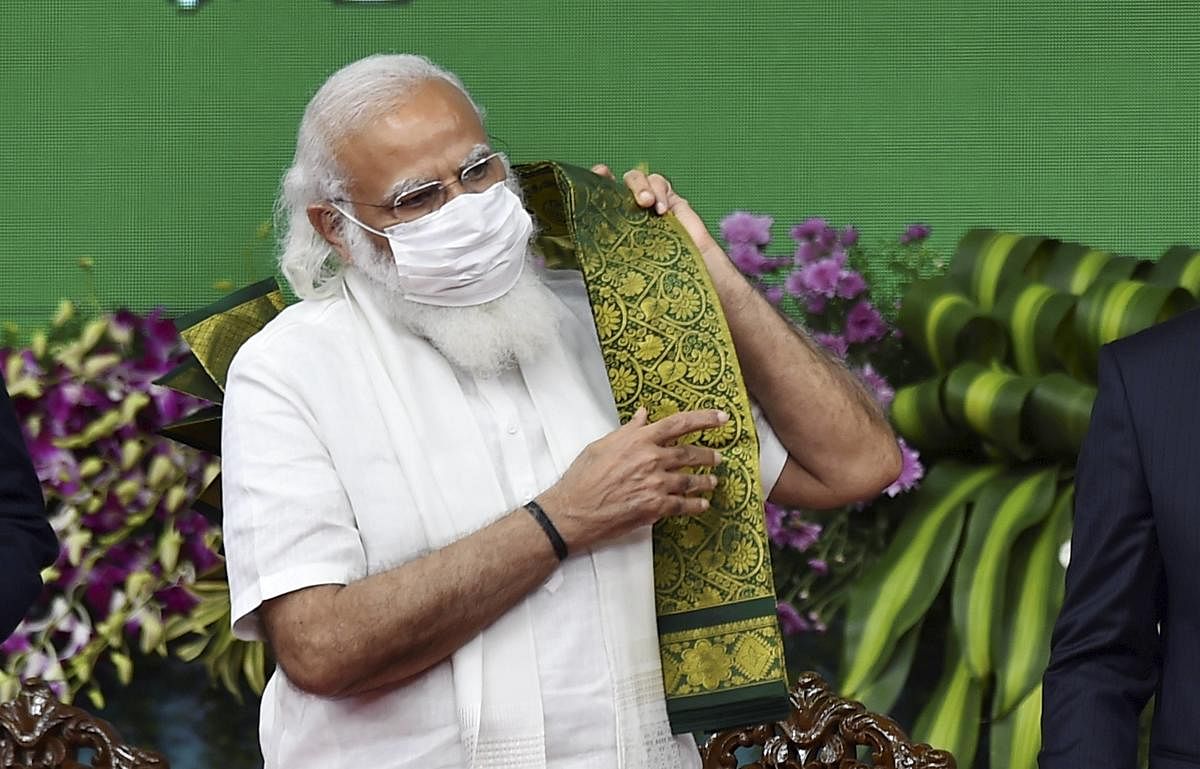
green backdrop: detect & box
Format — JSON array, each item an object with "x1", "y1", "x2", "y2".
[{"x1": 3, "y1": 1, "x2": 1199, "y2": 332}]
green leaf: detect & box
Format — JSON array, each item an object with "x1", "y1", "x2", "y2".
[
  {"x1": 854, "y1": 621, "x2": 920, "y2": 716},
  {"x1": 217, "y1": 641, "x2": 245, "y2": 701},
  {"x1": 990, "y1": 684, "x2": 1043, "y2": 769},
  {"x1": 992, "y1": 485, "x2": 1073, "y2": 717},
  {"x1": 948, "y1": 229, "x2": 1054, "y2": 311},
  {"x1": 841, "y1": 461, "x2": 1001, "y2": 696},
  {"x1": 186, "y1": 592, "x2": 235, "y2": 628},
  {"x1": 990, "y1": 282, "x2": 1076, "y2": 377},
  {"x1": 86, "y1": 685, "x2": 105, "y2": 711},
  {"x1": 1024, "y1": 376, "x2": 1096, "y2": 458},
  {"x1": 897, "y1": 278, "x2": 1007, "y2": 372},
  {"x1": 891, "y1": 376, "x2": 969, "y2": 453},
  {"x1": 943, "y1": 363, "x2": 1037, "y2": 459},
  {"x1": 1072, "y1": 279, "x2": 1194, "y2": 378},
  {"x1": 1148, "y1": 246, "x2": 1200, "y2": 299},
  {"x1": 951, "y1": 467, "x2": 1058, "y2": 678},
  {"x1": 174, "y1": 635, "x2": 212, "y2": 663},
  {"x1": 1040, "y1": 243, "x2": 1136, "y2": 296},
  {"x1": 913, "y1": 634, "x2": 983, "y2": 769},
  {"x1": 243, "y1": 641, "x2": 268, "y2": 695},
  {"x1": 110, "y1": 651, "x2": 134, "y2": 686}
]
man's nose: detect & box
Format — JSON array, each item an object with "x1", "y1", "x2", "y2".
[{"x1": 443, "y1": 178, "x2": 469, "y2": 204}]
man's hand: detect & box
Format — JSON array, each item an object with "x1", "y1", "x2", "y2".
[
  {"x1": 537, "y1": 407, "x2": 725, "y2": 551},
  {"x1": 592, "y1": 163, "x2": 727, "y2": 266}
]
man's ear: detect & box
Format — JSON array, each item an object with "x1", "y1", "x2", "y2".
[{"x1": 307, "y1": 204, "x2": 352, "y2": 264}]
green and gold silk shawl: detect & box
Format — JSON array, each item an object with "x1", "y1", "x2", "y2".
[{"x1": 160, "y1": 161, "x2": 789, "y2": 734}]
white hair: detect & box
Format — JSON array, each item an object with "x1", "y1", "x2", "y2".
[{"x1": 276, "y1": 54, "x2": 483, "y2": 299}]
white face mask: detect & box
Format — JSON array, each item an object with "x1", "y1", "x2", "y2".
[{"x1": 333, "y1": 183, "x2": 534, "y2": 307}]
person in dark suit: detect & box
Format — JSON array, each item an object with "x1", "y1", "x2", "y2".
[
  {"x1": 1041, "y1": 307, "x2": 1200, "y2": 769},
  {"x1": 0, "y1": 371, "x2": 58, "y2": 640}
]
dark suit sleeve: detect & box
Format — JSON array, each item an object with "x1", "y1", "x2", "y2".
[
  {"x1": 0, "y1": 372, "x2": 58, "y2": 640},
  {"x1": 1040, "y1": 344, "x2": 1162, "y2": 769}
]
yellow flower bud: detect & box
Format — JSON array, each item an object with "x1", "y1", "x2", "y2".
[
  {"x1": 120, "y1": 440, "x2": 144, "y2": 471},
  {"x1": 114, "y1": 479, "x2": 141, "y2": 505},
  {"x1": 52, "y1": 299, "x2": 75, "y2": 328},
  {"x1": 79, "y1": 457, "x2": 104, "y2": 479},
  {"x1": 147, "y1": 455, "x2": 174, "y2": 489},
  {"x1": 31, "y1": 331, "x2": 47, "y2": 359},
  {"x1": 158, "y1": 528, "x2": 184, "y2": 573}
]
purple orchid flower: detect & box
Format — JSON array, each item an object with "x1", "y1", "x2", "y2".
[
  {"x1": 155, "y1": 585, "x2": 200, "y2": 616},
  {"x1": 799, "y1": 258, "x2": 843, "y2": 298},
  {"x1": 728, "y1": 242, "x2": 776, "y2": 276},
  {"x1": 813, "y1": 333, "x2": 849, "y2": 359},
  {"x1": 857, "y1": 364, "x2": 895, "y2": 409},
  {"x1": 720, "y1": 211, "x2": 773, "y2": 246},
  {"x1": 790, "y1": 217, "x2": 828, "y2": 243},
  {"x1": 884, "y1": 439, "x2": 924, "y2": 497},
  {"x1": 776, "y1": 601, "x2": 810, "y2": 635},
  {"x1": 900, "y1": 223, "x2": 931, "y2": 244},
  {"x1": 845, "y1": 301, "x2": 888, "y2": 344},
  {"x1": 836, "y1": 271, "x2": 868, "y2": 300},
  {"x1": 793, "y1": 240, "x2": 821, "y2": 266}
]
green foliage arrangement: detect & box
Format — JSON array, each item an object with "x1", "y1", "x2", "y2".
[{"x1": 839, "y1": 230, "x2": 1200, "y2": 769}]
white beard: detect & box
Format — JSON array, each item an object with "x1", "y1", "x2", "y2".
[{"x1": 344, "y1": 223, "x2": 561, "y2": 379}]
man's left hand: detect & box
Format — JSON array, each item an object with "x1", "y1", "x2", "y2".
[{"x1": 591, "y1": 164, "x2": 726, "y2": 266}]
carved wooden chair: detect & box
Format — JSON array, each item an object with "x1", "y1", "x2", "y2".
[
  {"x1": 700, "y1": 672, "x2": 956, "y2": 769},
  {"x1": 1, "y1": 671, "x2": 948, "y2": 769},
  {"x1": 0, "y1": 678, "x2": 168, "y2": 769}
]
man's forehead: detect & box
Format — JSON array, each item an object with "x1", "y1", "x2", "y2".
[
  {"x1": 392, "y1": 143, "x2": 488, "y2": 182},
  {"x1": 336, "y1": 79, "x2": 487, "y2": 194}
]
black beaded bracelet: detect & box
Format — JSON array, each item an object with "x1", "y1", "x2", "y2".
[{"x1": 524, "y1": 499, "x2": 568, "y2": 561}]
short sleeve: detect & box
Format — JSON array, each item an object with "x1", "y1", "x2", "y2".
[
  {"x1": 221, "y1": 341, "x2": 367, "y2": 641},
  {"x1": 751, "y1": 400, "x2": 788, "y2": 495}
]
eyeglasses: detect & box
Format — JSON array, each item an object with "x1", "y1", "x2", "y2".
[{"x1": 335, "y1": 151, "x2": 507, "y2": 224}]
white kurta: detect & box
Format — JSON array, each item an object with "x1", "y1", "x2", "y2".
[{"x1": 221, "y1": 269, "x2": 788, "y2": 769}]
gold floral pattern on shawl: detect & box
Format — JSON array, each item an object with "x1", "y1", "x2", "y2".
[
  {"x1": 659, "y1": 616, "x2": 784, "y2": 698},
  {"x1": 518, "y1": 162, "x2": 787, "y2": 713}
]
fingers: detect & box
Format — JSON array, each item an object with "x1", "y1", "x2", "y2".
[
  {"x1": 591, "y1": 163, "x2": 615, "y2": 180},
  {"x1": 645, "y1": 408, "x2": 729, "y2": 444},
  {"x1": 662, "y1": 444, "x2": 722, "y2": 470},
  {"x1": 664, "y1": 494, "x2": 711, "y2": 517},
  {"x1": 621, "y1": 168, "x2": 677, "y2": 215},
  {"x1": 623, "y1": 169, "x2": 659, "y2": 210},
  {"x1": 665, "y1": 470, "x2": 719, "y2": 495},
  {"x1": 621, "y1": 406, "x2": 649, "y2": 431},
  {"x1": 647, "y1": 173, "x2": 672, "y2": 215}
]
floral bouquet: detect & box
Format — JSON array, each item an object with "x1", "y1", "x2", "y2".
[
  {"x1": 0, "y1": 303, "x2": 225, "y2": 707},
  {"x1": 719, "y1": 213, "x2": 940, "y2": 637}
]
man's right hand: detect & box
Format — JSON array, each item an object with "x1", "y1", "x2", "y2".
[{"x1": 536, "y1": 407, "x2": 726, "y2": 551}]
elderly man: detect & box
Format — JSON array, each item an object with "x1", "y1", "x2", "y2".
[{"x1": 222, "y1": 53, "x2": 900, "y2": 768}]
